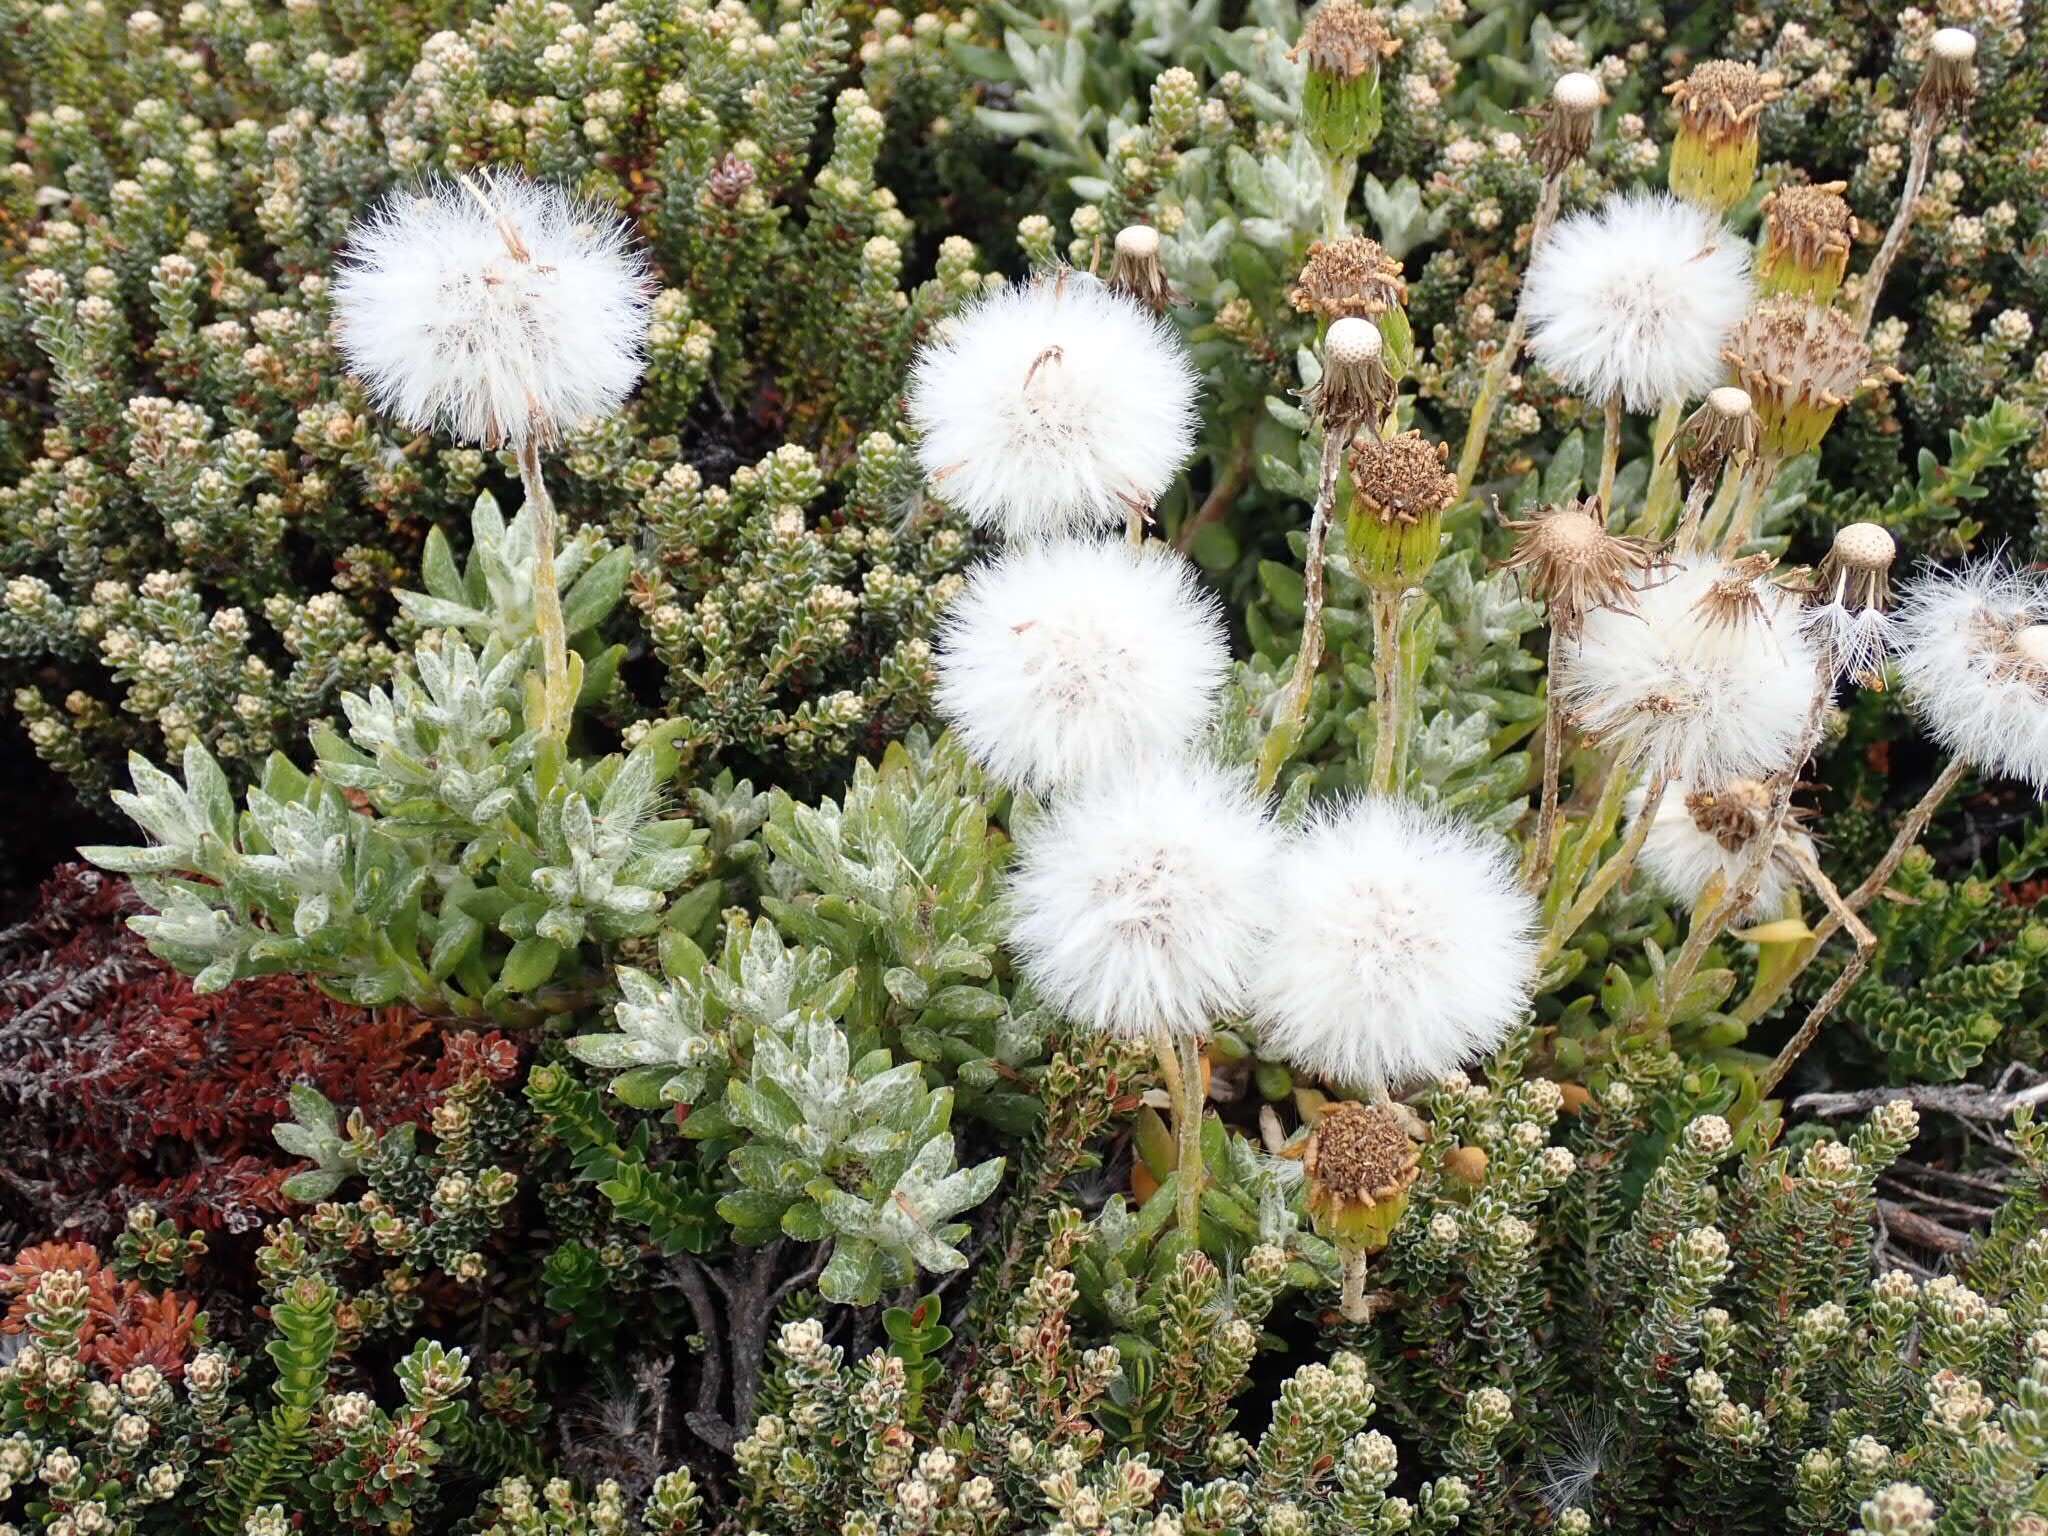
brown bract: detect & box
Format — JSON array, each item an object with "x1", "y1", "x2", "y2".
[
  {"x1": 1664, "y1": 59, "x2": 1782, "y2": 145},
  {"x1": 1500, "y1": 497, "x2": 1661, "y2": 639},
  {"x1": 1349, "y1": 430, "x2": 1454, "y2": 525},
  {"x1": 1304, "y1": 1101, "x2": 1420, "y2": 1214},
  {"x1": 1814, "y1": 521, "x2": 1896, "y2": 614},
  {"x1": 1763, "y1": 182, "x2": 1857, "y2": 269},
  {"x1": 1693, "y1": 552, "x2": 1782, "y2": 630},
  {"x1": 1289, "y1": 237, "x2": 1408, "y2": 321},
  {"x1": 1683, "y1": 777, "x2": 1777, "y2": 852},
  {"x1": 1292, "y1": 0, "x2": 1401, "y2": 81},
  {"x1": 1526, "y1": 76, "x2": 1602, "y2": 177},
  {"x1": 1675, "y1": 387, "x2": 1761, "y2": 483}
]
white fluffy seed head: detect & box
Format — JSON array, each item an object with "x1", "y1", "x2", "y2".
[
  {"x1": 1523, "y1": 191, "x2": 1754, "y2": 412},
  {"x1": 1249, "y1": 798, "x2": 1537, "y2": 1094},
  {"x1": 332, "y1": 171, "x2": 652, "y2": 448},
  {"x1": 1005, "y1": 757, "x2": 1272, "y2": 1042},
  {"x1": 908, "y1": 277, "x2": 1200, "y2": 539},
  {"x1": 1627, "y1": 777, "x2": 1811, "y2": 920},
  {"x1": 1895, "y1": 560, "x2": 2048, "y2": 793},
  {"x1": 1558, "y1": 553, "x2": 1819, "y2": 788},
  {"x1": 934, "y1": 539, "x2": 1230, "y2": 793}
]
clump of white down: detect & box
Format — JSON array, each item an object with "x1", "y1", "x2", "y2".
[
  {"x1": 1558, "y1": 554, "x2": 1818, "y2": 789},
  {"x1": 1523, "y1": 190, "x2": 1753, "y2": 412},
  {"x1": 1895, "y1": 559, "x2": 2048, "y2": 794},
  {"x1": 333, "y1": 170, "x2": 652, "y2": 448},
  {"x1": 908, "y1": 276, "x2": 1200, "y2": 539},
  {"x1": 1249, "y1": 798, "x2": 1538, "y2": 1093},
  {"x1": 1005, "y1": 757, "x2": 1273, "y2": 1042},
  {"x1": 935, "y1": 539, "x2": 1230, "y2": 794}
]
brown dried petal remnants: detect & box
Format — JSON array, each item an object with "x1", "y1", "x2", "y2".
[
  {"x1": 1294, "y1": 0, "x2": 1401, "y2": 81},
  {"x1": 1349, "y1": 430, "x2": 1455, "y2": 524},
  {"x1": 1290, "y1": 237, "x2": 1408, "y2": 321},
  {"x1": 1665, "y1": 60, "x2": 1782, "y2": 145},
  {"x1": 1307, "y1": 1102, "x2": 1420, "y2": 1205}
]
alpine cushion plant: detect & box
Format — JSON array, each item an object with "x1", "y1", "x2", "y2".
[{"x1": 9, "y1": 1, "x2": 2048, "y2": 1533}]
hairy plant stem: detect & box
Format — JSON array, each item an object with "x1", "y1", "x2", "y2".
[
  {"x1": 1454, "y1": 174, "x2": 1563, "y2": 499},
  {"x1": 1174, "y1": 1031, "x2": 1207, "y2": 1237},
  {"x1": 1755, "y1": 842, "x2": 1877, "y2": 1099},
  {"x1": 1854, "y1": 109, "x2": 1939, "y2": 337},
  {"x1": 1730, "y1": 754, "x2": 1969, "y2": 1032},
  {"x1": 1368, "y1": 586, "x2": 1410, "y2": 796},
  {"x1": 1537, "y1": 765, "x2": 1669, "y2": 971},
  {"x1": 1324, "y1": 155, "x2": 1358, "y2": 240},
  {"x1": 1256, "y1": 429, "x2": 1351, "y2": 795},
  {"x1": 516, "y1": 440, "x2": 572, "y2": 745},
  {"x1": 1339, "y1": 1248, "x2": 1373, "y2": 1323},
  {"x1": 1524, "y1": 624, "x2": 1569, "y2": 892},
  {"x1": 1595, "y1": 394, "x2": 1623, "y2": 511},
  {"x1": 1126, "y1": 501, "x2": 1146, "y2": 546}
]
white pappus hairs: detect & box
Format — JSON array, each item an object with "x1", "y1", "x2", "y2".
[
  {"x1": 1626, "y1": 778, "x2": 1811, "y2": 921},
  {"x1": 1558, "y1": 554, "x2": 1819, "y2": 789},
  {"x1": 1005, "y1": 756, "x2": 1272, "y2": 1042},
  {"x1": 1895, "y1": 558, "x2": 2048, "y2": 793},
  {"x1": 1249, "y1": 797, "x2": 1538, "y2": 1093},
  {"x1": 907, "y1": 275, "x2": 1201, "y2": 539},
  {"x1": 1522, "y1": 190, "x2": 1753, "y2": 412},
  {"x1": 333, "y1": 169, "x2": 654, "y2": 449},
  {"x1": 934, "y1": 539, "x2": 1230, "y2": 793}
]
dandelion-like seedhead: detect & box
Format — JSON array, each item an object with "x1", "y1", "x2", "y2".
[
  {"x1": 1249, "y1": 797, "x2": 1537, "y2": 1093},
  {"x1": 1108, "y1": 225, "x2": 1172, "y2": 315},
  {"x1": 907, "y1": 276, "x2": 1199, "y2": 540},
  {"x1": 1304, "y1": 317, "x2": 1394, "y2": 435},
  {"x1": 1005, "y1": 757, "x2": 1272, "y2": 1041},
  {"x1": 1522, "y1": 192, "x2": 1753, "y2": 412},
  {"x1": 1559, "y1": 553, "x2": 1819, "y2": 788},
  {"x1": 1288, "y1": 237, "x2": 1408, "y2": 322},
  {"x1": 934, "y1": 539, "x2": 1229, "y2": 794},
  {"x1": 1527, "y1": 72, "x2": 1603, "y2": 177},
  {"x1": 333, "y1": 171, "x2": 653, "y2": 449},
  {"x1": 1896, "y1": 560, "x2": 2048, "y2": 793},
  {"x1": 1674, "y1": 386, "x2": 1761, "y2": 485},
  {"x1": 1629, "y1": 776, "x2": 1812, "y2": 920}
]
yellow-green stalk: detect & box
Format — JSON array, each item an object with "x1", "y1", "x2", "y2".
[
  {"x1": 1348, "y1": 430, "x2": 1454, "y2": 793},
  {"x1": 1664, "y1": 60, "x2": 1781, "y2": 214}
]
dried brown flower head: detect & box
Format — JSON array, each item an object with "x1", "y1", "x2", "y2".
[
  {"x1": 1760, "y1": 182, "x2": 1857, "y2": 300},
  {"x1": 1723, "y1": 298, "x2": 1893, "y2": 460},
  {"x1": 1692, "y1": 552, "x2": 1781, "y2": 629},
  {"x1": 1664, "y1": 60, "x2": 1781, "y2": 146},
  {"x1": 1293, "y1": 0, "x2": 1400, "y2": 81},
  {"x1": 1108, "y1": 224, "x2": 1173, "y2": 315},
  {"x1": 1527, "y1": 71, "x2": 1603, "y2": 177},
  {"x1": 1301, "y1": 1100, "x2": 1420, "y2": 1247},
  {"x1": 1290, "y1": 237, "x2": 1407, "y2": 322},
  {"x1": 1304, "y1": 316, "x2": 1395, "y2": 434},
  {"x1": 1683, "y1": 777, "x2": 1776, "y2": 852},
  {"x1": 1674, "y1": 386, "x2": 1761, "y2": 484},
  {"x1": 1500, "y1": 497, "x2": 1661, "y2": 638},
  {"x1": 1917, "y1": 28, "x2": 1979, "y2": 119},
  {"x1": 1348, "y1": 430, "x2": 1455, "y2": 526}
]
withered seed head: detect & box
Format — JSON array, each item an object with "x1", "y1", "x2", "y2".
[
  {"x1": 1674, "y1": 386, "x2": 1760, "y2": 484},
  {"x1": 1724, "y1": 299, "x2": 1895, "y2": 461},
  {"x1": 1292, "y1": 0, "x2": 1400, "y2": 81},
  {"x1": 1500, "y1": 497, "x2": 1661, "y2": 639},
  {"x1": 1304, "y1": 316, "x2": 1395, "y2": 435},
  {"x1": 1760, "y1": 182, "x2": 1857, "y2": 301},
  {"x1": 1527, "y1": 71, "x2": 1603, "y2": 177},
  {"x1": 1692, "y1": 552, "x2": 1780, "y2": 630},
  {"x1": 1348, "y1": 430, "x2": 1455, "y2": 525},
  {"x1": 1302, "y1": 1101, "x2": 1421, "y2": 1249},
  {"x1": 1918, "y1": 28, "x2": 1979, "y2": 119},
  {"x1": 1814, "y1": 521, "x2": 1897, "y2": 614},
  {"x1": 1289, "y1": 236, "x2": 1408, "y2": 322},
  {"x1": 1109, "y1": 224, "x2": 1173, "y2": 315},
  {"x1": 1684, "y1": 777, "x2": 1775, "y2": 853},
  {"x1": 1664, "y1": 60, "x2": 1781, "y2": 146}
]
